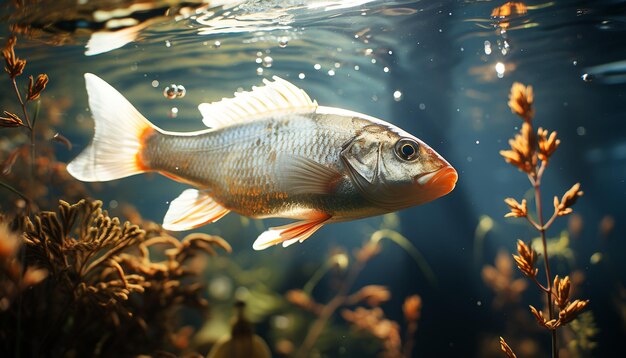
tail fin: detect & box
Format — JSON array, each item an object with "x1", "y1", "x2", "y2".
[{"x1": 67, "y1": 73, "x2": 157, "y2": 182}]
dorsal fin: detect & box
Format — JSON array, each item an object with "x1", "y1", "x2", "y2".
[{"x1": 198, "y1": 76, "x2": 318, "y2": 129}]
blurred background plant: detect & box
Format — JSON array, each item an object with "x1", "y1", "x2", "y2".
[{"x1": 273, "y1": 226, "x2": 427, "y2": 358}]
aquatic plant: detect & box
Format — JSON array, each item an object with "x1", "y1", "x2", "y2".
[
  {"x1": 1, "y1": 34, "x2": 86, "y2": 213},
  {"x1": 0, "y1": 199, "x2": 231, "y2": 356},
  {"x1": 1, "y1": 35, "x2": 47, "y2": 184},
  {"x1": 285, "y1": 233, "x2": 424, "y2": 358},
  {"x1": 482, "y1": 250, "x2": 528, "y2": 309},
  {"x1": 498, "y1": 83, "x2": 589, "y2": 358}
]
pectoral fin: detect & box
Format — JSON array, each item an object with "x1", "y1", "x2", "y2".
[
  {"x1": 252, "y1": 214, "x2": 331, "y2": 250},
  {"x1": 277, "y1": 155, "x2": 342, "y2": 195},
  {"x1": 162, "y1": 189, "x2": 230, "y2": 231}
]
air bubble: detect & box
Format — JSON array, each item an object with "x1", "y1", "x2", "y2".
[
  {"x1": 214, "y1": 40, "x2": 221, "y2": 48},
  {"x1": 484, "y1": 40, "x2": 492, "y2": 55},
  {"x1": 314, "y1": 63, "x2": 321, "y2": 70},
  {"x1": 581, "y1": 73, "x2": 593, "y2": 82},
  {"x1": 165, "y1": 40, "x2": 171, "y2": 47},
  {"x1": 495, "y1": 62, "x2": 505, "y2": 78},
  {"x1": 163, "y1": 85, "x2": 177, "y2": 99},
  {"x1": 278, "y1": 37, "x2": 289, "y2": 48},
  {"x1": 262, "y1": 56, "x2": 273, "y2": 68},
  {"x1": 328, "y1": 69, "x2": 335, "y2": 76},
  {"x1": 256, "y1": 67, "x2": 264, "y2": 76},
  {"x1": 176, "y1": 85, "x2": 186, "y2": 98},
  {"x1": 393, "y1": 90, "x2": 402, "y2": 101},
  {"x1": 169, "y1": 107, "x2": 178, "y2": 118},
  {"x1": 298, "y1": 73, "x2": 305, "y2": 79},
  {"x1": 163, "y1": 84, "x2": 186, "y2": 99},
  {"x1": 151, "y1": 80, "x2": 159, "y2": 88}
]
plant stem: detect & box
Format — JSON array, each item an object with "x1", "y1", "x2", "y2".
[
  {"x1": 532, "y1": 168, "x2": 558, "y2": 358},
  {"x1": 402, "y1": 321, "x2": 418, "y2": 358},
  {"x1": 295, "y1": 259, "x2": 365, "y2": 358},
  {"x1": 0, "y1": 179, "x2": 31, "y2": 205},
  {"x1": 10, "y1": 78, "x2": 35, "y2": 193},
  {"x1": 11, "y1": 78, "x2": 31, "y2": 129}
]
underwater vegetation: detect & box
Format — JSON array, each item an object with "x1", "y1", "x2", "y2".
[
  {"x1": 1, "y1": 35, "x2": 88, "y2": 214},
  {"x1": 497, "y1": 83, "x2": 588, "y2": 358},
  {"x1": 0, "y1": 199, "x2": 230, "y2": 356},
  {"x1": 281, "y1": 230, "x2": 424, "y2": 358},
  {"x1": 0, "y1": 34, "x2": 234, "y2": 357}
]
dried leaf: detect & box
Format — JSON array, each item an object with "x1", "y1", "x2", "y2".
[
  {"x1": 499, "y1": 336, "x2": 517, "y2": 358},
  {"x1": 508, "y1": 82, "x2": 534, "y2": 121},
  {"x1": 2, "y1": 35, "x2": 26, "y2": 78},
  {"x1": 0, "y1": 111, "x2": 23, "y2": 128},
  {"x1": 558, "y1": 299, "x2": 589, "y2": 326},
  {"x1": 500, "y1": 123, "x2": 537, "y2": 173},
  {"x1": 27, "y1": 74, "x2": 48, "y2": 101},
  {"x1": 529, "y1": 305, "x2": 549, "y2": 329},
  {"x1": 555, "y1": 183, "x2": 583, "y2": 216},
  {"x1": 513, "y1": 240, "x2": 538, "y2": 278},
  {"x1": 553, "y1": 275, "x2": 571, "y2": 310},
  {"x1": 537, "y1": 127, "x2": 560, "y2": 161},
  {"x1": 504, "y1": 198, "x2": 527, "y2": 218}
]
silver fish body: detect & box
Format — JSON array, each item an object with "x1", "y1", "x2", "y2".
[{"x1": 68, "y1": 74, "x2": 457, "y2": 249}]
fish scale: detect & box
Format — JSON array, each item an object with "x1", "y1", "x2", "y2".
[{"x1": 143, "y1": 113, "x2": 356, "y2": 218}]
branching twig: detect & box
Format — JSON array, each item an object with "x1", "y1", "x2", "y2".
[{"x1": 500, "y1": 82, "x2": 588, "y2": 358}]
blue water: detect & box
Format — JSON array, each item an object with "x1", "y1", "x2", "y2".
[{"x1": 1, "y1": 0, "x2": 625, "y2": 356}]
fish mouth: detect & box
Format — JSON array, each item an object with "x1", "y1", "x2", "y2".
[{"x1": 415, "y1": 166, "x2": 458, "y2": 194}]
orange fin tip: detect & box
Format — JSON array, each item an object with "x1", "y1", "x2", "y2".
[{"x1": 252, "y1": 214, "x2": 331, "y2": 251}]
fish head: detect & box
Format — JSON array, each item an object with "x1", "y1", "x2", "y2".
[{"x1": 342, "y1": 121, "x2": 457, "y2": 211}]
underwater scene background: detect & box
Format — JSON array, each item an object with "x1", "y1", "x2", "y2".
[{"x1": 1, "y1": 0, "x2": 625, "y2": 357}]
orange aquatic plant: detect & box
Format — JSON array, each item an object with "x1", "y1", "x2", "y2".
[
  {"x1": 286, "y1": 236, "x2": 424, "y2": 358},
  {"x1": 498, "y1": 83, "x2": 588, "y2": 358}
]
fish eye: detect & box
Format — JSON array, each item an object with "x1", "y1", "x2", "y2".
[{"x1": 394, "y1": 139, "x2": 419, "y2": 161}]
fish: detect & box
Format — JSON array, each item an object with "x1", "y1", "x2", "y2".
[{"x1": 67, "y1": 74, "x2": 458, "y2": 250}]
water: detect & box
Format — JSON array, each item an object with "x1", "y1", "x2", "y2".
[{"x1": 1, "y1": 0, "x2": 625, "y2": 357}]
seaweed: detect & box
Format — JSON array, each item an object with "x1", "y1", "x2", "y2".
[
  {"x1": 0, "y1": 199, "x2": 231, "y2": 357},
  {"x1": 497, "y1": 83, "x2": 589, "y2": 358}
]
